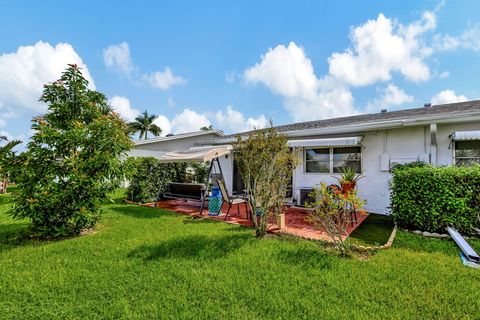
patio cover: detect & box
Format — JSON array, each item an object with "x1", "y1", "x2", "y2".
[
  {"x1": 451, "y1": 131, "x2": 480, "y2": 141},
  {"x1": 155, "y1": 145, "x2": 232, "y2": 163},
  {"x1": 287, "y1": 136, "x2": 363, "y2": 148}
]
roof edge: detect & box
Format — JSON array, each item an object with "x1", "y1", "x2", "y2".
[{"x1": 133, "y1": 130, "x2": 224, "y2": 146}]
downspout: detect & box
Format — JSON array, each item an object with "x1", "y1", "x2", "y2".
[{"x1": 430, "y1": 123, "x2": 437, "y2": 166}]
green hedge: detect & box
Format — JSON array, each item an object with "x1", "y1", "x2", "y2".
[
  {"x1": 390, "y1": 164, "x2": 480, "y2": 234},
  {"x1": 125, "y1": 157, "x2": 209, "y2": 203}
]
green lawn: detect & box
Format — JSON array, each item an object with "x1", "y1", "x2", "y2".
[
  {"x1": 350, "y1": 214, "x2": 395, "y2": 247},
  {"x1": 1, "y1": 190, "x2": 479, "y2": 319}
]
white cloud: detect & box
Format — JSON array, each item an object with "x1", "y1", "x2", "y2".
[
  {"x1": 244, "y1": 42, "x2": 317, "y2": 100},
  {"x1": 366, "y1": 84, "x2": 413, "y2": 113},
  {"x1": 328, "y1": 11, "x2": 435, "y2": 86},
  {"x1": 142, "y1": 67, "x2": 186, "y2": 90},
  {"x1": 104, "y1": 42, "x2": 185, "y2": 91},
  {"x1": 243, "y1": 9, "x2": 448, "y2": 122},
  {"x1": 438, "y1": 71, "x2": 449, "y2": 79},
  {"x1": 431, "y1": 90, "x2": 468, "y2": 105},
  {"x1": 103, "y1": 42, "x2": 135, "y2": 76},
  {"x1": 0, "y1": 102, "x2": 16, "y2": 128},
  {"x1": 243, "y1": 42, "x2": 356, "y2": 122},
  {"x1": 432, "y1": 34, "x2": 461, "y2": 51},
  {"x1": 109, "y1": 96, "x2": 140, "y2": 122},
  {"x1": 245, "y1": 114, "x2": 268, "y2": 131},
  {"x1": 0, "y1": 41, "x2": 94, "y2": 114},
  {"x1": 170, "y1": 108, "x2": 210, "y2": 134},
  {"x1": 433, "y1": 24, "x2": 480, "y2": 52},
  {"x1": 153, "y1": 115, "x2": 172, "y2": 136},
  {"x1": 214, "y1": 105, "x2": 267, "y2": 132}
]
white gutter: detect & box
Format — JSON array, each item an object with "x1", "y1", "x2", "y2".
[{"x1": 201, "y1": 111, "x2": 480, "y2": 145}]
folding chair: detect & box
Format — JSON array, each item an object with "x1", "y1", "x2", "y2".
[{"x1": 217, "y1": 179, "x2": 249, "y2": 221}]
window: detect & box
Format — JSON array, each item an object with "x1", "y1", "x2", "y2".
[
  {"x1": 305, "y1": 147, "x2": 361, "y2": 173},
  {"x1": 305, "y1": 148, "x2": 330, "y2": 173},
  {"x1": 455, "y1": 140, "x2": 480, "y2": 166}
]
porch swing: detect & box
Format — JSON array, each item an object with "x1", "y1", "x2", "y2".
[{"x1": 153, "y1": 145, "x2": 232, "y2": 215}]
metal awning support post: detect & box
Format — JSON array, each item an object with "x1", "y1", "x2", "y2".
[
  {"x1": 199, "y1": 157, "x2": 226, "y2": 215},
  {"x1": 447, "y1": 227, "x2": 480, "y2": 263},
  {"x1": 199, "y1": 160, "x2": 215, "y2": 215}
]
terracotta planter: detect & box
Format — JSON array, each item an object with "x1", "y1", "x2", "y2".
[{"x1": 341, "y1": 181, "x2": 356, "y2": 193}]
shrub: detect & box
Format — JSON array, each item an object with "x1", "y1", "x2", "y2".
[
  {"x1": 307, "y1": 183, "x2": 366, "y2": 256},
  {"x1": 125, "y1": 157, "x2": 208, "y2": 203},
  {"x1": 390, "y1": 164, "x2": 480, "y2": 234},
  {"x1": 11, "y1": 65, "x2": 133, "y2": 236},
  {"x1": 234, "y1": 125, "x2": 297, "y2": 237},
  {"x1": 389, "y1": 160, "x2": 429, "y2": 172}
]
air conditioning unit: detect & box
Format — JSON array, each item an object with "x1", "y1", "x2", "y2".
[{"x1": 298, "y1": 188, "x2": 314, "y2": 207}]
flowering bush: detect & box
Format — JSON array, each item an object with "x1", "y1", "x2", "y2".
[{"x1": 307, "y1": 183, "x2": 365, "y2": 256}]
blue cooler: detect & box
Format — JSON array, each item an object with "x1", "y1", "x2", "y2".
[
  {"x1": 211, "y1": 186, "x2": 220, "y2": 197},
  {"x1": 208, "y1": 187, "x2": 222, "y2": 216}
]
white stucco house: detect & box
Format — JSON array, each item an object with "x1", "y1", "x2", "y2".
[
  {"x1": 128, "y1": 130, "x2": 225, "y2": 158},
  {"x1": 195, "y1": 100, "x2": 480, "y2": 215}
]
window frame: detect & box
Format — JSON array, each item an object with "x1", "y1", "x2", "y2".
[
  {"x1": 303, "y1": 146, "x2": 362, "y2": 174},
  {"x1": 453, "y1": 140, "x2": 480, "y2": 166}
]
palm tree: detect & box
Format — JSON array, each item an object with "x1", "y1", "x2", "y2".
[
  {"x1": 0, "y1": 136, "x2": 21, "y2": 194},
  {"x1": 128, "y1": 111, "x2": 162, "y2": 140},
  {"x1": 200, "y1": 125, "x2": 213, "y2": 131}
]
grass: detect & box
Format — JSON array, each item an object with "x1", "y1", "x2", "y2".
[
  {"x1": 350, "y1": 214, "x2": 395, "y2": 246},
  {"x1": 1, "y1": 190, "x2": 480, "y2": 319}
]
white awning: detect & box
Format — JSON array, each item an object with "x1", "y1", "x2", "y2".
[
  {"x1": 155, "y1": 145, "x2": 232, "y2": 163},
  {"x1": 287, "y1": 136, "x2": 363, "y2": 148},
  {"x1": 451, "y1": 131, "x2": 480, "y2": 141}
]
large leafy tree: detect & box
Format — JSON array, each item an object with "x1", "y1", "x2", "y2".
[
  {"x1": 128, "y1": 111, "x2": 162, "y2": 140},
  {"x1": 11, "y1": 64, "x2": 133, "y2": 236},
  {"x1": 0, "y1": 136, "x2": 21, "y2": 194}
]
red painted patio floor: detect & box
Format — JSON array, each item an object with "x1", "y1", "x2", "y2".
[{"x1": 143, "y1": 199, "x2": 368, "y2": 242}]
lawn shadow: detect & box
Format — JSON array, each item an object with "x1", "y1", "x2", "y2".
[
  {"x1": 0, "y1": 195, "x2": 13, "y2": 206},
  {"x1": 274, "y1": 244, "x2": 334, "y2": 270},
  {"x1": 0, "y1": 222, "x2": 35, "y2": 252},
  {"x1": 350, "y1": 214, "x2": 394, "y2": 247},
  {"x1": 109, "y1": 204, "x2": 176, "y2": 219},
  {"x1": 128, "y1": 233, "x2": 251, "y2": 261}
]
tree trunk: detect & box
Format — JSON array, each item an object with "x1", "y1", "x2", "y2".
[{"x1": 0, "y1": 178, "x2": 7, "y2": 194}]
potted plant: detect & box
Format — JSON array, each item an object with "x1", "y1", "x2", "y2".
[{"x1": 334, "y1": 167, "x2": 364, "y2": 193}]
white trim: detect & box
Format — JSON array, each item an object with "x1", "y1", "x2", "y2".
[
  {"x1": 451, "y1": 130, "x2": 480, "y2": 141},
  {"x1": 134, "y1": 130, "x2": 224, "y2": 146},
  {"x1": 303, "y1": 146, "x2": 362, "y2": 174},
  {"x1": 288, "y1": 136, "x2": 362, "y2": 147}
]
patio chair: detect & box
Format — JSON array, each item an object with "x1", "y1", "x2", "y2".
[{"x1": 217, "y1": 179, "x2": 249, "y2": 221}]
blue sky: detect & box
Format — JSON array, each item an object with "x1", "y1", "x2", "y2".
[{"x1": 0, "y1": 0, "x2": 479, "y2": 143}]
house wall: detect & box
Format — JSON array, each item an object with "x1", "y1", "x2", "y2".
[
  {"x1": 436, "y1": 122, "x2": 480, "y2": 166},
  {"x1": 291, "y1": 121, "x2": 480, "y2": 214}
]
